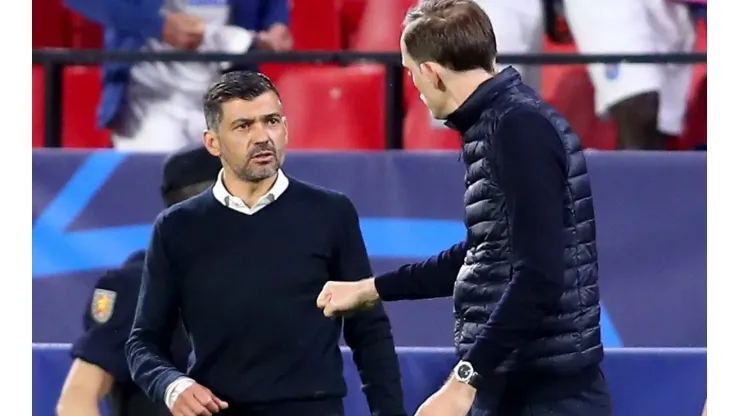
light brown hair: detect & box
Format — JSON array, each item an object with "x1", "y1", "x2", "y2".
[{"x1": 402, "y1": 0, "x2": 497, "y2": 72}]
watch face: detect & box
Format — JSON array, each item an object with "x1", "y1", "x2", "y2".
[{"x1": 457, "y1": 363, "x2": 473, "y2": 380}]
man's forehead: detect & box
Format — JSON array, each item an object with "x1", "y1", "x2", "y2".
[
  {"x1": 400, "y1": 42, "x2": 409, "y2": 68},
  {"x1": 222, "y1": 93, "x2": 282, "y2": 119}
]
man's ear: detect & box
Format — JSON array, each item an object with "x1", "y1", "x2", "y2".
[
  {"x1": 282, "y1": 116, "x2": 289, "y2": 146},
  {"x1": 203, "y1": 129, "x2": 220, "y2": 157},
  {"x1": 419, "y1": 62, "x2": 445, "y2": 91}
]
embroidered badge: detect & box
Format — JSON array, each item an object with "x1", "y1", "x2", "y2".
[{"x1": 91, "y1": 289, "x2": 117, "y2": 324}]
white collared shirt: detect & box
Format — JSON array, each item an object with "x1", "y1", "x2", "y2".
[
  {"x1": 212, "y1": 169, "x2": 289, "y2": 215},
  {"x1": 164, "y1": 169, "x2": 289, "y2": 408}
]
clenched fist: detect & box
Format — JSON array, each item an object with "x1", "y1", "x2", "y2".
[
  {"x1": 316, "y1": 278, "x2": 380, "y2": 317},
  {"x1": 171, "y1": 382, "x2": 228, "y2": 416}
]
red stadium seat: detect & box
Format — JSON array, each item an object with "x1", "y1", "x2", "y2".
[
  {"x1": 62, "y1": 66, "x2": 111, "y2": 148},
  {"x1": 345, "y1": 0, "x2": 416, "y2": 141},
  {"x1": 68, "y1": 11, "x2": 103, "y2": 49},
  {"x1": 33, "y1": 66, "x2": 46, "y2": 148},
  {"x1": 679, "y1": 74, "x2": 707, "y2": 150},
  {"x1": 260, "y1": 0, "x2": 342, "y2": 84},
  {"x1": 540, "y1": 39, "x2": 580, "y2": 104},
  {"x1": 33, "y1": 0, "x2": 70, "y2": 48},
  {"x1": 403, "y1": 100, "x2": 461, "y2": 150},
  {"x1": 676, "y1": 20, "x2": 707, "y2": 150},
  {"x1": 275, "y1": 65, "x2": 386, "y2": 150},
  {"x1": 290, "y1": 0, "x2": 342, "y2": 50},
  {"x1": 349, "y1": 0, "x2": 415, "y2": 51},
  {"x1": 547, "y1": 68, "x2": 616, "y2": 150},
  {"x1": 340, "y1": 0, "x2": 368, "y2": 48}
]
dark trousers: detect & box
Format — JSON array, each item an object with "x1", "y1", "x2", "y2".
[
  {"x1": 217, "y1": 397, "x2": 344, "y2": 416},
  {"x1": 470, "y1": 366, "x2": 613, "y2": 416}
]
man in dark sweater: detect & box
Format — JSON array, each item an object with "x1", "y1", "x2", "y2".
[
  {"x1": 56, "y1": 145, "x2": 222, "y2": 416},
  {"x1": 317, "y1": 1, "x2": 613, "y2": 416},
  {"x1": 125, "y1": 71, "x2": 406, "y2": 416}
]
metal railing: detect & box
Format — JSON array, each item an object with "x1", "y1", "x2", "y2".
[{"x1": 31, "y1": 49, "x2": 707, "y2": 149}]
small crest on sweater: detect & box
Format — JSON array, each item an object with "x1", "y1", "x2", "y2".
[
  {"x1": 91, "y1": 289, "x2": 117, "y2": 324},
  {"x1": 605, "y1": 64, "x2": 621, "y2": 80}
]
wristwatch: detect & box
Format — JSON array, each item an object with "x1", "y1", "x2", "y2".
[{"x1": 453, "y1": 360, "x2": 482, "y2": 388}]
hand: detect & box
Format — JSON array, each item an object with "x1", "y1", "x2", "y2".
[
  {"x1": 253, "y1": 31, "x2": 278, "y2": 51},
  {"x1": 414, "y1": 379, "x2": 476, "y2": 416},
  {"x1": 171, "y1": 383, "x2": 228, "y2": 416},
  {"x1": 316, "y1": 278, "x2": 379, "y2": 317},
  {"x1": 257, "y1": 24, "x2": 293, "y2": 51},
  {"x1": 162, "y1": 12, "x2": 205, "y2": 50}
]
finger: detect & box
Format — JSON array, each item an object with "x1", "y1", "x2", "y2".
[
  {"x1": 322, "y1": 303, "x2": 335, "y2": 317},
  {"x1": 193, "y1": 388, "x2": 218, "y2": 408},
  {"x1": 173, "y1": 406, "x2": 196, "y2": 416},
  {"x1": 202, "y1": 397, "x2": 221, "y2": 413},
  {"x1": 198, "y1": 388, "x2": 225, "y2": 413},
  {"x1": 199, "y1": 386, "x2": 227, "y2": 406},
  {"x1": 213, "y1": 395, "x2": 229, "y2": 409},
  {"x1": 183, "y1": 394, "x2": 211, "y2": 416},
  {"x1": 176, "y1": 399, "x2": 203, "y2": 416},
  {"x1": 186, "y1": 33, "x2": 204, "y2": 44},
  {"x1": 316, "y1": 290, "x2": 331, "y2": 308}
]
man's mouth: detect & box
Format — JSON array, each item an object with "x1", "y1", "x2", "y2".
[{"x1": 251, "y1": 151, "x2": 275, "y2": 163}]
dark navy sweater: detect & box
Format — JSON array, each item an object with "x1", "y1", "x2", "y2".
[{"x1": 126, "y1": 178, "x2": 404, "y2": 414}]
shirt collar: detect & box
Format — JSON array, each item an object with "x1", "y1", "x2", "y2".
[
  {"x1": 444, "y1": 66, "x2": 523, "y2": 134},
  {"x1": 212, "y1": 169, "x2": 289, "y2": 207}
]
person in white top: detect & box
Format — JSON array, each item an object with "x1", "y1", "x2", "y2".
[
  {"x1": 563, "y1": 0, "x2": 697, "y2": 149},
  {"x1": 473, "y1": 0, "x2": 545, "y2": 91},
  {"x1": 66, "y1": 0, "x2": 294, "y2": 153}
]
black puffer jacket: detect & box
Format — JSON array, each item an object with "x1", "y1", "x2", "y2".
[{"x1": 448, "y1": 68, "x2": 603, "y2": 374}]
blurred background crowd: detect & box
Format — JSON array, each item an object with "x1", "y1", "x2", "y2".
[{"x1": 32, "y1": 0, "x2": 707, "y2": 152}]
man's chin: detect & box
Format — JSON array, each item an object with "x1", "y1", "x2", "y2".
[
  {"x1": 428, "y1": 107, "x2": 449, "y2": 121},
  {"x1": 237, "y1": 165, "x2": 278, "y2": 183},
  {"x1": 253, "y1": 165, "x2": 280, "y2": 180}
]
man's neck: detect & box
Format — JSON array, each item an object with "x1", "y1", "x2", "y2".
[
  {"x1": 222, "y1": 169, "x2": 279, "y2": 208},
  {"x1": 444, "y1": 70, "x2": 495, "y2": 115}
]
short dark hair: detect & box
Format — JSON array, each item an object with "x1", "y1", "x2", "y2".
[
  {"x1": 160, "y1": 145, "x2": 222, "y2": 207},
  {"x1": 202, "y1": 71, "x2": 281, "y2": 130},
  {"x1": 162, "y1": 181, "x2": 215, "y2": 207},
  {"x1": 402, "y1": 0, "x2": 497, "y2": 72}
]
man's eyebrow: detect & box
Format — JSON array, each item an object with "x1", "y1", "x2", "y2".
[
  {"x1": 230, "y1": 113, "x2": 281, "y2": 127},
  {"x1": 230, "y1": 117, "x2": 254, "y2": 128},
  {"x1": 260, "y1": 112, "x2": 282, "y2": 119}
]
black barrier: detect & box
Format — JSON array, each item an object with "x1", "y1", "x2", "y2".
[{"x1": 31, "y1": 49, "x2": 707, "y2": 149}]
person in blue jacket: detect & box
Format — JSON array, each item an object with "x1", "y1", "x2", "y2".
[{"x1": 64, "y1": 0, "x2": 292, "y2": 152}]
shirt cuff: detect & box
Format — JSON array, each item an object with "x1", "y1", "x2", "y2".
[
  {"x1": 164, "y1": 377, "x2": 196, "y2": 409},
  {"x1": 373, "y1": 272, "x2": 399, "y2": 301},
  {"x1": 462, "y1": 342, "x2": 502, "y2": 381}
]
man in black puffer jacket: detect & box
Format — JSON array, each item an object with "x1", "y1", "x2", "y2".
[{"x1": 317, "y1": 1, "x2": 613, "y2": 415}]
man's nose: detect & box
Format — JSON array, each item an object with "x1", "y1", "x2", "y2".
[
  {"x1": 249, "y1": 125, "x2": 271, "y2": 144},
  {"x1": 252, "y1": 134, "x2": 270, "y2": 145}
]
